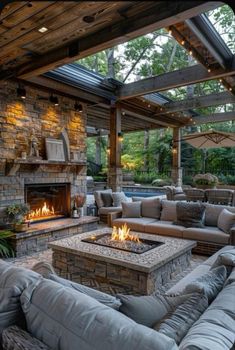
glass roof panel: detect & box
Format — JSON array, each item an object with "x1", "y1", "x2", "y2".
[{"x1": 206, "y1": 4, "x2": 235, "y2": 54}]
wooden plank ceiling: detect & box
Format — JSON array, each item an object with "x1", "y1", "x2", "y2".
[{"x1": 0, "y1": 0, "x2": 232, "y2": 132}]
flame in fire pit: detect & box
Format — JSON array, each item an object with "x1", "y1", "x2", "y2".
[
  {"x1": 111, "y1": 223, "x2": 140, "y2": 243},
  {"x1": 28, "y1": 202, "x2": 55, "y2": 220}
]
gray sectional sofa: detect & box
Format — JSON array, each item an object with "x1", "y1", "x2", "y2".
[
  {"x1": 0, "y1": 245, "x2": 235, "y2": 350},
  {"x1": 109, "y1": 199, "x2": 235, "y2": 255}
]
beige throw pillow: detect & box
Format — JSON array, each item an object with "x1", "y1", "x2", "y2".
[
  {"x1": 112, "y1": 192, "x2": 128, "y2": 207},
  {"x1": 217, "y1": 209, "x2": 235, "y2": 234},
  {"x1": 122, "y1": 202, "x2": 141, "y2": 218},
  {"x1": 160, "y1": 200, "x2": 177, "y2": 221}
]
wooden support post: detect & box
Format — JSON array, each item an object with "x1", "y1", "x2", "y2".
[
  {"x1": 171, "y1": 127, "x2": 182, "y2": 186},
  {"x1": 108, "y1": 105, "x2": 122, "y2": 192}
]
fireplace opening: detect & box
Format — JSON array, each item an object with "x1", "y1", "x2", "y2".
[{"x1": 25, "y1": 183, "x2": 70, "y2": 223}]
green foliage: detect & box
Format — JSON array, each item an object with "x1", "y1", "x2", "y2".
[
  {"x1": 0, "y1": 230, "x2": 14, "y2": 258},
  {"x1": 6, "y1": 203, "x2": 30, "y2": 224}
]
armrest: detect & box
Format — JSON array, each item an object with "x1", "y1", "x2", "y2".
[
  {"x1": 2, "y1": 325, "x2": 51, "y2": 350},
  {"x1": 107, "y1": 210, "x2": 122, "y2": 227},
  {"x1": 230, "y1": 226, "x2": 235, "y2": 245}
]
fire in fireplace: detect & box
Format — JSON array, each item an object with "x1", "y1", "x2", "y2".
[
  {"x1": 82, "y1": 224, "x2": 164, "y2": 254},
  {"x1": 25, "y1": 183, "x2": 70, "y2": 223}
]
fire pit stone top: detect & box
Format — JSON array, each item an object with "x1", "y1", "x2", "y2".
[{"x1": 49, "y1": 228, "x2": 196, "y2": 273}]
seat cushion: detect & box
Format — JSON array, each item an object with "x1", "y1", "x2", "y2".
[
  {"x1": 179, "y1": 281, "x2": 235, "y2": 350},
  {"x1": 182, "y1": 226, "x2": 229, "y2": 244},
  {"x1": 98, "y1": 206, "x2": 121, "y2": 214},
  {"x1": 113, "y1": 217, "x2": 157, "y2": 232},
  {"x1": 160, "y1": 200, "x2": 177, "y2": 221},
  {"x1": 145, "y1": 221, "x2": 185, "y2": 238},
  {"x1": 21, "y1": 279, "x2": 179, "y2": 350}
]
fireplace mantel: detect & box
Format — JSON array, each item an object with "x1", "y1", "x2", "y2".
[{"x1": 5, "y1": 159, "x2": 86, "y2": 176}]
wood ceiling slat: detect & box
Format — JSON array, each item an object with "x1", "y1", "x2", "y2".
[
  {"x1": 0, "y1": 2, "x2": 77, "y2": 55},
  {"x1": 0, "y1": 2, "x2": 26, "y2": 21},
  {"x1": 23, "y1": 2, "x2": 132, "y2": 54}
]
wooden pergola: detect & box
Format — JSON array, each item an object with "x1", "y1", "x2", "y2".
[{"x1": 1, "y1": 1, "x2": 234, "y2": 188}]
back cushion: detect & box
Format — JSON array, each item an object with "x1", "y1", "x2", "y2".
[
  {"x1": 20, "y1": 279, "x2": 178, "y2": 350},
  {"x1": 0, "y1": 261, "x2": 41, "y2": 340},
  {"x1": 133, "y1": 197, "x2": 162, "y2": 219},
  {"x1": 94, "y1": 189, "x2": 112, "y2": 209},
  {"x1": 160, "y1": 200, "x2": 177, "y2": 221},
  {"x1": 204, "y1": 203, "x2": 235, "y2": 227}
]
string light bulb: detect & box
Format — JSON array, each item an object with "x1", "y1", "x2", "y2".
[
  {"x1": 118, "y1": 132, "x2": 124, "y2": 142},
  {"x1": 189, "y1": 50, "x2": 193, "y2": 56},
  {"x1": 181, "y1": 40, "x2": 185, "y2": 45}
]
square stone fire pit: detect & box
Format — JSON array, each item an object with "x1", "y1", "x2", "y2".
[{"x1": 49, "y1": 228, "x2": 196, "y2": 295}]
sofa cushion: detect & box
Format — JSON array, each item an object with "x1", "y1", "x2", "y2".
[
  {"x1": 112, "y1": 191, "x2": 128, "y2": 207},
  {"x1": 101, "y1": 192, "x2": 113, "y2": 207},
  {"x1": 0, "y1": 261, "x2": 41, "y2": 340},
  {"x1": 21, "y1": 279, "x2": 178, "y2": 350},
  {"x1": 94, "y1": 189, "x2": 112, "y2": 209},
  {"x1": 122, "y1": 201, "x2": 141, "y2": 218},
  {"x1": 166, "y1": 264, "x2": 211, "y2": 295},
  {"x1": 217, "y1": 208, "x2": 235, "y2": 234},
  {"x1": 117, "y1": 292, "x2": 195, "y2": 328},
  {"x1": 48, "y1": 274, "x2": 121, "y2": 310},
  {"x1": 204, "y1": 203, "x2": 235, "y2": 227},
  {"x1": 211, "y1": 248, "x2": 235, "y2": 268},
  {"x1": 184, "y1": 265, "x2": 227, "y2": 302},
  {"x1": 132, "y1": 197, "x2": 162, "y2": 219},
  {"x1": 145, "y1": 221, "x2": 185, "y2": 238},
  {"x1": 174, "y1": 201, "x2": 205, "y2": 228},
  {"x1": 179, "y1": 281, "x2": 235, "y2": 350},
  {"x1": 160, "y1": 200, "x2": 177, "y2": 221},
  {"x1": 156, "y1": 293, "x2": 208, "y2": 345},
  {"x1": 99, "y1": 206, "x2": 121, "y2": 214},
  {"x1": 113, "y1": 217, "x2": 157, "y2": 232},
  {"x1": 182, "y1": 226, "x2": 229, "y2": 244}
]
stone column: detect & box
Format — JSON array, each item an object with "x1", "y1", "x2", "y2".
[
  {"x1": 171, "y1": 127, "x2": 182, "y2": 186},
  {"x1": 108, "y1": 104, "x2": 122, "y2": 191}
]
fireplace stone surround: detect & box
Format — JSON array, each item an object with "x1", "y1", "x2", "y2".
[{"x1": 0, "y1": 81, "x2": 91, "y2": 254}]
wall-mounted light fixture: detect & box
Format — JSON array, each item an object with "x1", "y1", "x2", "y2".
[
  {"x1": 74, "y1": 102, "x2": 83, "y2": 112},
  {"x1": 172, "y1": 146, "x2": 177, "y2": 154},
  {"x1": 106, "y1": 146, "x2": 111, "y2": 155},
  {"x1": 118, "y1": 132, "x2": 124, "y2": 142},
  {"x1": 17, "y1": 85, "x2": 26, "y2": 99},
  {"x1": 49, "y1": 95, "x2": 59, "y2": 106}
]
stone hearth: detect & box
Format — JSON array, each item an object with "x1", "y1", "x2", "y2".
[{"x1": 10, "y1": 217, "x2": 98, "y2": 257}]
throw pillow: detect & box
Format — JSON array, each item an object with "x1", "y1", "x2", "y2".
[
  {"x1": 211, "y1": 249, "x2": 235, "y2": 269},
  {"x1": 49, "y1": 274, "x2": 121, "y2": 310},
  {"x1": 217, "y1": 209, "x2": 235, "y2": 234},
  {"x1": 184, "y1": 265, "x2": 227, "y2": 302},
  {"x1": 173, "y1": 186, "x2": 184, "y2": 195},
  {"x1": 101, "y1": 192, "x2": 113, "y2": 207},
  {"x1": 94, "y1": 189, "x2": 112, "y2": 209},
  {"x1": 117, "y1": 292, "x2": 196, "y2": 328},
  {"x1": 122, "y1": 201, "x2": 141, "y2": 218},
  {"x1": 112, "y1": 191, "x2": 128, "y2": 207},
  {"x1": 132, "y1": 197, "x2": 162, "y2": 219},
  {"x1": 173, "y1": 201, "x2": 205, "y2": 228},
  {"x1": 160, "y1": 200, "x2": 177, "y2": 221},
  {"x1": 155, "y1": 293, "x2": 208, "y2": 345}
]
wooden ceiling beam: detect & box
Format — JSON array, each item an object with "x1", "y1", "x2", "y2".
[
  {"x1": 154, "y1": 91, "x2": 235, "y2": 115},
  {"x1": 189, "y1": 111, "x2": 235, "y2": 125},
  {"x1": 118, "y1": 60, "x2": 235, "y2": 100},
  {"x1": 0, "y1": 1, "x2": 221, "y2": 80}
]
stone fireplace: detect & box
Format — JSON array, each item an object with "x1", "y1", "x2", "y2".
[
  {"x1": 25, "y1": 183, "x2": 71, "y2": 223},
  {"x1": 0, "y1": 81, "x2": 99, "y2": 256}
]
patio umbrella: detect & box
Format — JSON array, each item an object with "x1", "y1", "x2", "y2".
[{"x1": 182, "y1": 130, "x2": 235, "y2": 149}]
